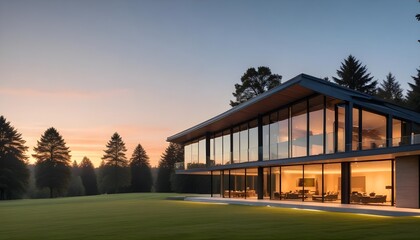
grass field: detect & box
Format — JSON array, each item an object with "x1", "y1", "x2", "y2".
[{"x1": 1, "y1": 193, "x2": 420, "y2": 239}]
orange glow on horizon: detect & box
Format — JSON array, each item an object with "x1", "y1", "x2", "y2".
[{"x1": 22, "y1": 124, "x2": 174, "y2": 168}]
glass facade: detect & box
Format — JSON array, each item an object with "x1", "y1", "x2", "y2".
[
  {"x1": 223, "y1": 130, "x2": 231, "y2": 165},
  {"x1": 361, "y1": 110, "x2": 386, "y2": 150},
  {"x1": 281, "y1": 165, "x2": 303, "y2": 201},
  {"x1": 249, "y1": 120, "x2": 259, "y2": 161},
  {"x1": 269, "y1": 112, "x2": 279, "y2": 160},
  {"x1": 309, "y1": 96, "x2": 324, "y2": 156},
  {"x1": 323, "y1": 163, "x2": 341, "y2": 202},
  {"x1": 239, "y1": 124, "x2": 248, "y2": 163},
  {"x1": 262, "y1": 116, "x2": 270, "y2": 161},
  {"x1": 183, "y1": 94, "x2": 416, "y2": 170},
  {"x1": 337, "y1": 104, "x2": 346, "y2": 152},
  {"x1": 176, "y1": 84, "x2": 420, "y2": 210},
  {"x1": 303, "y1": 164, "x2": 323, "y2": 202},
  {"x1": 291, "y1": 101, "x2": 307, "y2": 157},
  {"x1": 352, "y1": 108, "x2": 360, "y2": 151},
  {"x1": 233, "y1": 127, "x2": 240, "y2": 164},
  {"x1": 278, "y1": 109, "x2": 289, "y2": 159},
  {"x1": 350, "y1": 161, "x2": 392, "y2": 205},
  {"x1": 325, "y1": 98, "x2": 335, "y2": 154}
]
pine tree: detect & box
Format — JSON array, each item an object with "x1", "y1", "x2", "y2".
[
  {"x1": 33, "y1": 127, "x2": 71, "y2": 198},
  {"x1": 406, "y1": 68, "x2": 420, "y2": 112},
  {"x1": 230, "y1": 66, "x2": 282, "y2": 107},
  {"x1": 376, "y1": 72, "x2": 404, "y2": 104},
  {"x1": 333, "y1": 55, "x2": 377, "y2": 95},
  {"x1": 155, "y1": 143, "x2": 183, "y2": 192},
  {"x1": 130, "y1": 144, "x2": 152, "y2": 192},
  {"x1": 100, "y1": 132, "x2": 129, "y2": 193},
  {"x1": 79, "y1": 157, "x2": 98, "y2": 195},
  {"x1": 0, "y1": 116, "x2": 29, "y2": 200}
]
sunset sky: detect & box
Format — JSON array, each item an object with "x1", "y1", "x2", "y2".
[{"x1": 1, "y1": 0, "x2": 419, "y2": 167}]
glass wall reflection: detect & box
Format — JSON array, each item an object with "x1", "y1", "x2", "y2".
[
  {"x1": 309, "y1": 96, "x2": 324, "y2": 155},
  {"x1": 361, "y1": 110, "x2": 386, "y2": 150},
  {"x1": 292, "y1": 101, "x2": 307, "y2": 157}
]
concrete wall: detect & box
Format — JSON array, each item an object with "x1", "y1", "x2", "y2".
[{"x1": 396, "y1": 156, "x2": 419, "y2": 208}]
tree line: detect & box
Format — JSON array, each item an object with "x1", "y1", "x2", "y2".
[
  {"x1": 230, "y1": 55, "x2": 420, "y2": 113},
  {"x1": 0, "y1": 115, "x2": 206, "y2": 200}
]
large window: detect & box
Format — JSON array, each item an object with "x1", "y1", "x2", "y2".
[
  {"x1": 350, "y1": 161, "x2": 392, "y2": 205},
  {"x1": 223, "y1": 130, "x2": 231, "y2": 165},
  {"x1": 232, "y1": 127, "x2": 240, "y2": 163},
  {"x1": 184, "y1": 144, "x2": 191, "y2": 169},
  {"x1": 352, "y1": 108, "x2": 360, "y2": 151},
  {"x1": 304, "y1": 164, "x2": 322, "y2": 202},
  {"x1": 214, "y1": 133, "x2": 223, "y2": 166},
  {"x1": 325, "y1": 98, "x2": 335, "y2": 154},
  {"x1": 210, "y1": 138, "x2": 214, "y2": 166},
  {"x1": 392, "y1": 118, "x2": 409, "y2": 146},
  {"x1": 337, "y1": 104, "x2": 346, "y2": 152},
  {"x1": 278, "y1": 109, "x2": 289, "y2": 159},
  {"x1": 269, "y1": 112, "x2": 279, "y2": 160},
  {"x1": 291, "y1": 101, "x2": 307, "y2": 157},
  {"x1": 191, "y1": 141, "x2": 198, "y2": 166},
  {"x1": 249, "y1": 120, "x2": 258, "y2": 161},
  {"x1": 361, "y1": 110, "x2": 386, "y2": 150},
  {"x1": 230, "y1": 169, "x2": 246, "y2": 198},
  {"x1": 239, "y1": 124, "x2": 248, "y2": 162},
  {"x1": 281, "y1": 165, "x2": 303, "y2": 201},
  {"x1": 309, "y1": 96, "x2": 324, "y2": 155},
  {"x1": 271, "y1": 167, "x2": 281, "y2": 199},
  {"x1": 323, "y1": 163, "x2": 341, "y2": 202},
  {"x1": 262, "y1": 116, "x2": 270, "y2": 161},
  {"x1": 199, "y1": 138, "x2": 206, "y2": 165}
]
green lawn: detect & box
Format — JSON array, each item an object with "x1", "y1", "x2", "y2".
[{"x1": 1, "y1": 193, "x2": 420, "y2": 239}]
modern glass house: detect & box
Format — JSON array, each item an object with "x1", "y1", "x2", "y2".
[{"x1": 167, "y1": 74, "x2": 420, "y2": 208}]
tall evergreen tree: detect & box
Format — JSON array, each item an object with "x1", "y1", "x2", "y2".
[
  {"x1": 406, "y1": 68, "x2": 420, "y2": 112},
  {"x1": 0, "y1": 116, "x2": 29, "y2": 200},
  {"x1": 333, "y1": 55, "x2": 377, "y2": 95},
  {"x1": 130, "y1": 144, "x2": 152, "y2": 192},
  {"x1": 155, "y1": 143, "x2": 183, "y2": 192},
  {"x1": 230, "y1": 66, "x2": 281, "y2": 107},
  {"x1": 376, "y1": 72, "x2": 404, "y2": 104},
  {"x1": 33, "y1": 127, "x2": 71, "y2": 198},
  {"x1": 100, "y1": 132, "x2": 130, "y2": 193},
  {"x1": 79, "y1": 157, "x2": 98, "y2": 195}
]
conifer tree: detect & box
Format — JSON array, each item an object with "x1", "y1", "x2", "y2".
[
  {"x1": 230, "y1": 66, "x2": 281, "y2": 107},
  {"x1": 130, "y1": 144, "x2": 152, "y2": 192},
  {"x1": 0, "y1": 116, "x2": 29, "y2": 200},
  {"x1": 155, "y1": 143, "x2": 183, "y2": 192},
  {"x1": 100, "y1": 132, "x2": 129, "y2": 193},
  {"x1": 79, "y1": 157, "x2": 98, "y2": 195},
  {"x1": 406, "y1": 68, "x2": 420, "y2": 112},
  {"x1": 376, "y1": 72, "x2": 404, "y2": 104},
  {"x1": 333, "y1": 55, "x2": 377, "y2": 95},
  {"x1": 33, "y1": 127, "x2": 71, "y2": 198}
]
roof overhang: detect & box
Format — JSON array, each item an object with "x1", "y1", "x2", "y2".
[{"x1": 167, "y1": 74, "x2": 420, "y2": 144}]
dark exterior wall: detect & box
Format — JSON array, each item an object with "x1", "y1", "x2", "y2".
[{"x1": 396, "y1": 155, "x2": 419, "y2": 208}]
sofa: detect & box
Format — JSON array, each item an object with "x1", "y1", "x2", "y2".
[{"x1": 351, "y1": 192, "x2": 387, "y2": 204}]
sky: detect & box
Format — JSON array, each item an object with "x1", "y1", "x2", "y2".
[{"x1": 0, "y1": 0, "x2": 419, "y2": 167}]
